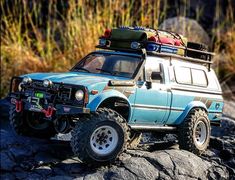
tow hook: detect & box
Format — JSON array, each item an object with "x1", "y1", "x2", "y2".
[
  {"x1": 15, "y1": 100, "x2": 22, "y2": 113},
  {"x1": 42, "y1": 106, "x2": 56, "y2": 118}
]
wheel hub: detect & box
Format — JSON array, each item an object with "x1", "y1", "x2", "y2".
[
  {"x1": 90, "y1": 125, "x2": 118, "y2": 156},
  {"x1": 194, "y1": 120, "x2": 207, "y2": 146},
  {"x1": 96, "y1": 132, "x2": 108, "y2": 144}
]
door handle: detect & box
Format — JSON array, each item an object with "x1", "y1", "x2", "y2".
[{"x1": 159, "y1": 87, "x2": 171, "y2": 91}]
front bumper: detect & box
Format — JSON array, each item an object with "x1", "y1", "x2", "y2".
[
  {"x1": 55, "y1": 104, "x2": 90, "y2": 115},
  {"x1": 10, "y1": 95, "x2": 90, "y2": 116}
]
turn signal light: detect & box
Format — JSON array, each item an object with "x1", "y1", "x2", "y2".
[{"x1": 91, "y1": 90, "x2": 99, "y2": 95}]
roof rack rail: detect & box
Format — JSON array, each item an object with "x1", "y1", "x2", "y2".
[{"x1": 97, "y1": 27, "x2": 215, "y2": 71}]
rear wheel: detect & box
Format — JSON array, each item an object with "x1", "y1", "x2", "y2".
[
  {"x1": 178, "y1": 108, "x2": 210, "y2": 155},
  {"x1": 71, "y1": 108, "x2": 129, "y2": 165},
  {"x1": 9, "y1": 105, "x2": 56, "y2": 139}
]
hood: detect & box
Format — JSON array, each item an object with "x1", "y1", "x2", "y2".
[{"x1": 21, "y1": 72, "x2": 129, "y2": 87}]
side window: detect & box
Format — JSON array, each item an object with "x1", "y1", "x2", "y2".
[
  {"x1": 191, "y1": 69, "x2": 208, "y2": 86},
  {"x1": 174, "y1": 66, "x2": 208, "y2": 87},
  {"x1": 145, "y1": 59, "x2": 163, "y2": 84},
  {"x1": 174, "y1": 66, "x2": 191, "y2": 84}
]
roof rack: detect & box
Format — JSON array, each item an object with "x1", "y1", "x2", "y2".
[{"x1": 97, "y1": 27, "x2": 215, "y2": 71}]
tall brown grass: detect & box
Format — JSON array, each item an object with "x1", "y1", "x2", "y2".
[{"x1": 1, "y1": 0, "x2": 235, "y2": 98}]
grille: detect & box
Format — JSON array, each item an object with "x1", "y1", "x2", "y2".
[
  {"x1": 58, "y1": 87, "x2": 72, "y2": 100},
  {"x1": 22, "y1": 80, "x2": 82, "y2": 105}
]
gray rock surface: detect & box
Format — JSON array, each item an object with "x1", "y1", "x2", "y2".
[
  {"x1": 1, "y1": 124, "x2": 234, "y2": 179},
  {"x1": 159, "y1": 17, "x2": 211, "y2": 46},
  {"x1": 0, "y1": 99, "x2": 234, "y2": 179}
]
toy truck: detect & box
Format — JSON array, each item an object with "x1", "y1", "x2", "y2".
[{"x1": 9, "y1": 27, "x2": 223, "y2": 165}]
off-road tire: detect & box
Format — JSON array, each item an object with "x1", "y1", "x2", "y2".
[
  {"x1": 178, "y1": 108, "x2": 210, "y2": 155},
  {"x1": 9, "y1": 105, "x2": 56, "y2": 139},
  {"x1": 70, "y1": 108, "x2": 130, "y2": 165}
]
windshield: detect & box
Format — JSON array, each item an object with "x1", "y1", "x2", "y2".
[{"x1": 71, "y1": 53, "x2": 142, "y2": 78}]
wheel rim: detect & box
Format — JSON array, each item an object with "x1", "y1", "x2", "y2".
[
  {"x1": 90, "y1": 125, "x2": 118, "y2": 156},
  {"x1": 194, "y1": 120, "x2": 207, "y2": 146}
]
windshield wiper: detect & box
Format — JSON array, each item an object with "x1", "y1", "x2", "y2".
[
  {"x1": 73, "y1": 67, "x2": 90, "y2": 73},
  {"x1": 96, "y1": 68, "x2": 114, "y2": 75}
]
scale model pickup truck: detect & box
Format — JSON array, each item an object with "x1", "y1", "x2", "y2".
[{"x1": 9, "y1": 27, "x2": 223, "y2": 165}]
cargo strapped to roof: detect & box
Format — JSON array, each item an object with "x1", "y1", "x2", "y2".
[{"x1": 96, "y1": 27, "x2": 215, "y2": 70}]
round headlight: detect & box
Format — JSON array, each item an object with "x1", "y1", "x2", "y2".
[
  {"x1": 43, "y1": 79, "x2": 53, "y2": 87},
  {"x1": 22, "y1": 77, "x2": 32, "y2": 84},
  {"x1": 75, "y1": 90, "x2": 84, "y2": 101}
]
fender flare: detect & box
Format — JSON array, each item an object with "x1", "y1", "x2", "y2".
[
  {"x1": 175, "y1": 101, "x2": 208, "y2": 125},
  {"x1": 87, "y1": 90, "x2": 132, "y2": 119}
]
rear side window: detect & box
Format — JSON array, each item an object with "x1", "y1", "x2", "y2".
[
  {"x1": 174, "y1": 67, "x2": 191, "y2": 84},
  {"x1": 174, "y1": 66, "x2": 208, "y2": 87},
  {"x1": 191, "y1": 69, "x2": 208, "y2": 86}
]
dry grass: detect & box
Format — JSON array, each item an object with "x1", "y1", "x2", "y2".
[
  {"x1": 0, "y1": 0, "x2": 235, "y2": 97},
  {"x1": 213, "y1": 25, "x2": 235, "y2": 98}
]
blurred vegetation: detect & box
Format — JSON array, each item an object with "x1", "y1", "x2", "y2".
[{"x1": 0, "y1": 0, "x2": 235, "y2": 98}]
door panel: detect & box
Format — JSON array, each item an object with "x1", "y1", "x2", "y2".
[
  {"x1": 131, "y1": 82, "x2": 169, "y2": 124},
  {"x1": 130, "y1": 57, "x2": 170, "y2": 124}
]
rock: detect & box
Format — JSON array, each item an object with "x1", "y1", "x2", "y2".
[
  {"x1": 207, "y1": 162, "x2": 229, "y2": 180},
  {"x1": 55, "y1": 133, "x2": 72, "y2": 141},
  {"x1": 51, "y1": 167, "x2": 67, "y2": 176},
  {"x1": 83, "y1": 172, "x2": 104, "y2": 180},
  {"x1": 219, "y1": 149, "x2": 233, "y2": 161},
  {"x1": 0, "y1": 129, "x2": 19, "y2": 149},
  {"x1": 34, "y1": 152, "x2": 59, "y2": 165},
  {"x1": 210, "y1": 137, "x2": 224, "y2": 150},
  {"x1": 56, "y1": 159, "x2": 85, "y2": 175},
  {"x1": 103, "y1": 166, "x2": 137, "y2": 180},
  {"x1": 19, "y1": 159, "x2": 38, "y2": 171},
  {"x1": 9, "y1": 146, "x2": 32, "y2": 160},
  {"x1": 224, "y1": 100, "x2": 235, "y2": 118},
  {"x1": 0, "y1": 110, "x2": 234, "y2": 179},
  {"x1": 159, "y1": 17, "x2": 211, "y2": 46},
  {"x1": 127, "y1": 149, "x2": 217, "y2": 179},
  {"x1": 211, "y1": 116, "x2": 235, "y2": 137},
  {"x1": 0, "y1": 98, "x2": 10, "y2": 122},
  {"x1": 25, "y1": 172, "x2": 43, "y2": 180},
  {"x1": 0, "y1": 173, "x2": 15, "y2": 180},
  {"x1": 34, "y1": 166, "x2": 53, "y2": 178},
  {"x1": 159, "y1": 1, "x2": 235, "y2": 34},
  {"x1": 122, "y1": 156, "x2": 159, "y2": 179},
  {"x1": 14, "y1": 172, "x2": 29, "y2": 179},
  {"x1": 48, "y1": 175, "x2": 74, "y2": 180},
  {"x1": 0, "y1": 151, "x2": 17, "y2": 171}
]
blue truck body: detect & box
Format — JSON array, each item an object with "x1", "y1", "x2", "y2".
[
  {"x1": 18, "y1": 50, "x2": 223, "y2": 126},
  {"x1": 9, "y1": 27, "x2": 224, "y2": 164}
]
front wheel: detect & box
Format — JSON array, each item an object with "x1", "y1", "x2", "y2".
[
  {"x1": 178, "y1": 108, "x2": 210, "y2": 155},
  {"x1": 70, "y1": 108, "x2": 129, "y2": 165},
  {"x1": 9, "y1": 105, "x2": 56, "y2": 139}
]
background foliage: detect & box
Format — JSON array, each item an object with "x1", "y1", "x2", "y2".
[{"x1": 1, "y1": 0, "x2": 235, "y2": 98}]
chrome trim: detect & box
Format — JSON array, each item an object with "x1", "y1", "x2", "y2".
[
  {"x1": 171, "y1": 86, "x2": 222, "y2": 95},
  {"x1": 208, "y1": 111, "x2": 223, "y2": 114},
  {"x1": 130, "y1": 124, "x2": 176, "y2": 131},
  {"x1": 131, "y1": 104, "x2": 183, "y2": 112}
]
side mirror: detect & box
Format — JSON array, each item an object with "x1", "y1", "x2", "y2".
[
  {"x1": 151, "y1": 72, "x2": 163, "y2": 83},
  {"x1": 145, "y1": 81, "x2": 152, "y2": 89}
]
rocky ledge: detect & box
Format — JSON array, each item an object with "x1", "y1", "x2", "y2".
[{"x1": 0, "y1": 99, "x2": 235, "y2": 179}]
